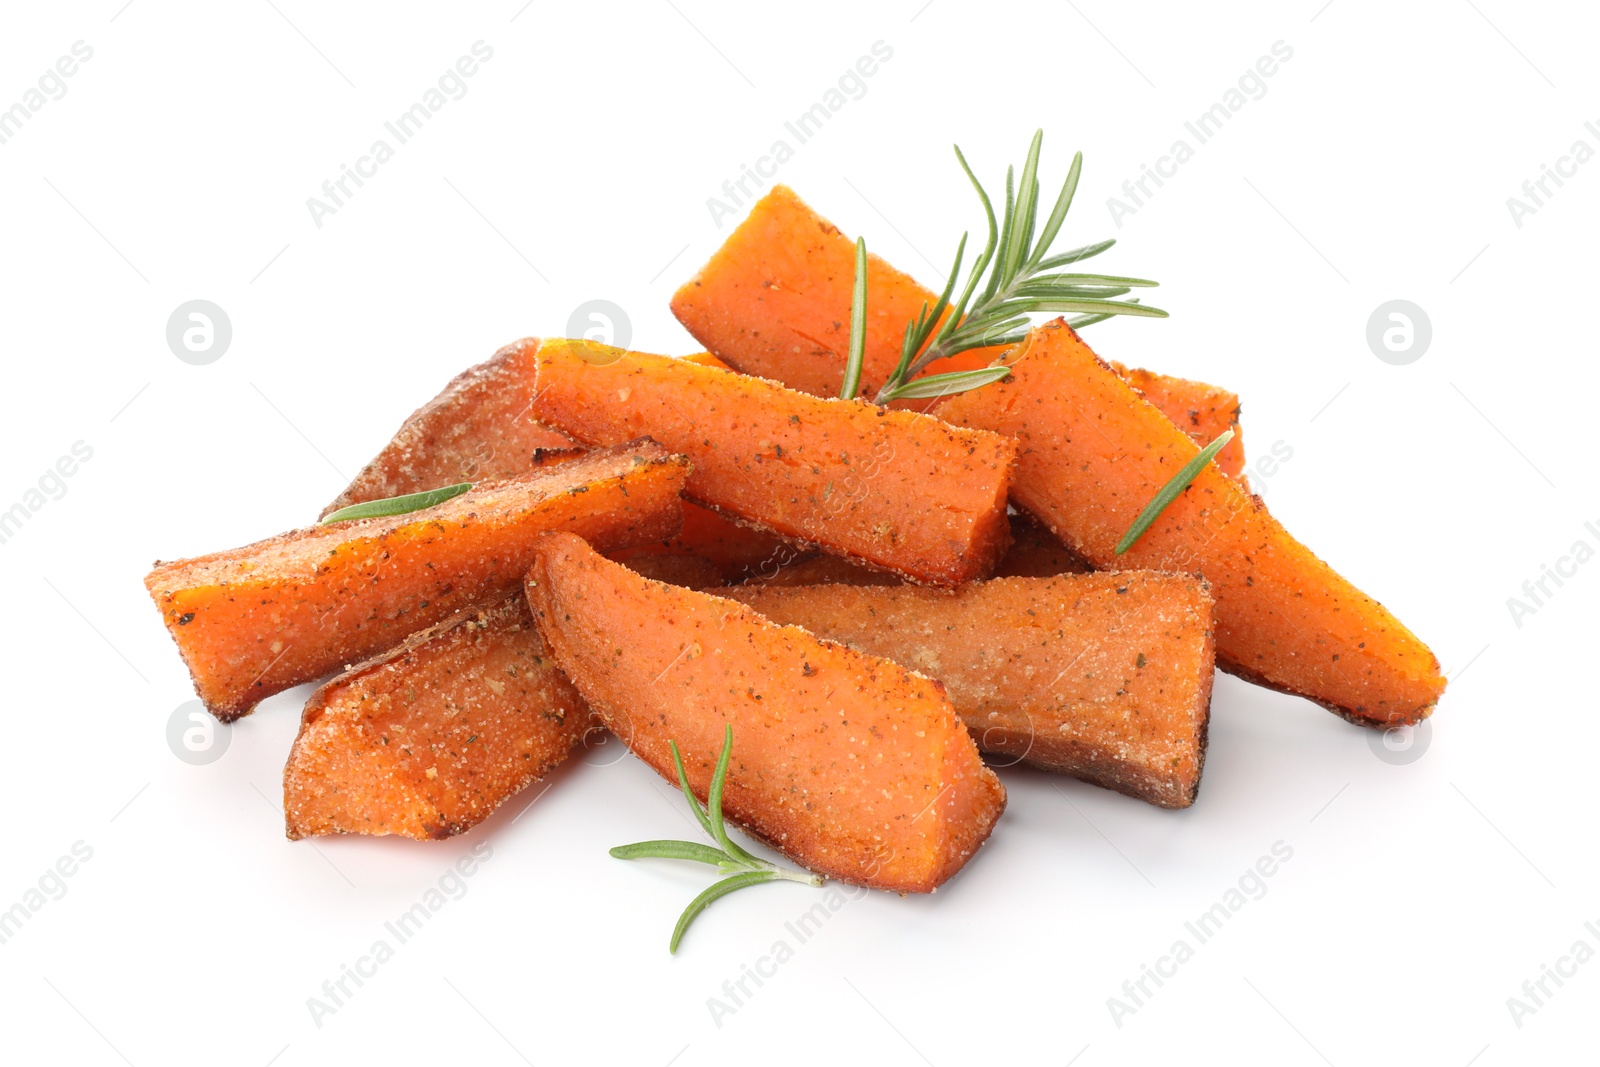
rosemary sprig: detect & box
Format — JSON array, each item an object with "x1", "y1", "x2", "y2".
[
  {"x1": 871, "y1": 130, "x2": 1166, "y2": 404},
  {"x1": 610, "y1": 723, "x2": 823, "y2": 954},
  {"x1": 320, "y1": 482, "x2": 472, "y2": 523},
  {"x1": 1115, "y1": 428, "x2": 1235, "y2": 555}
]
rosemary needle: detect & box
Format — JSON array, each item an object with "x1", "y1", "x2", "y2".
[
  {"x1": 1115, "y1": 429, "x2": 1235, "y2": 555},
  {"x1": 320, "y1": 483, "x2": 473, "y2": 523},
  {"x1": 839, "y1": 237, "x2": 869, "y2": 400}
]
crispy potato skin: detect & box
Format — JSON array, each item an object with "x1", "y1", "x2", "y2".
[
  {"x1": 146, "y1": 442, "x2": 689, "y2": 720},
  {"x1": 525, "y1": 532, "x2": 1005, "y2": 892},
  {"x1": 321, "y1": 338, "x2": 577, "y2": 518},
  {"x1": 284, "y1": 596, "x2": 596, "y2": 840},
  {"x1": 670, "y1": 183, "x2": 1250, "y2": 456},
  {"x1": 939, "y1": 320, "x2": 1446, "y2": 726},
  {"x1": 529, "y1": 339, "x2": 1017, "y2": 587},
  {"x1": 725, "y1": 574, "x2": 1216, "y2": 809}
]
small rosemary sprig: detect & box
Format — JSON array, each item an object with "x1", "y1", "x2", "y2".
[
  {"x1": 610, "y1": 724, "x2": 823, "y2": 954},
  {"x1": 864, "y1": 130, "x2": 1166, "y2": 404},
  {"x1": 320, "y1": 482, "x2": 472, "y2": 523},
  {"x1": 1115, "y1": 428, "x2": 1235, "y2": 554}
]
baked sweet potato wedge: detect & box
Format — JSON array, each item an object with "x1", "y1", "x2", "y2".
[
  {"x1": 321, "y1": 338, "x2": 578, "y2": 519},
  {"x1": 146, "y1": 441, "x2": 689, "y2": 720},
  {"x1": 938, "y1": 320, "x2": 1446, "y2": 725},
  {"x1": 724, "y1": 573, "x2": 1215, "y2": 808},
  {"x1": 525, "y1": 532, "x2": 1006, "y2": 892},
  {"x1": 528, "y1": 338, "x2": 1017, "y2": 587},
  {"x1": 669, "y1": 184, "x2": 1246, "y2": 477},
  {"x1": 284, "y1": 596, "x2": 596, "y2": 840}
]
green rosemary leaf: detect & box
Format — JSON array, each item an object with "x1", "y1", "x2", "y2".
[
  {"x1": 1008, "y1": 298, "x2": 1168, "y2": 318},
  {"x1": 986, "y1": 165, "x2": 1016, "y2": 303},
  {"x1": 610, "y1": 840, "x2": 736, "y2": 867},
  {"x1": 1027, "y1": 149, "x2": 1084, "y2": 272},
  {"x1": 1068, "y1": 296, "x2": 1141, "y2": 329},
  {"x1": 878, "y1": 366, "x2": 1013, "y2": 402},
  {"x1": 1007, "y1": 284, "x2": 1135, "y2": 304},
  {"x1": 948, "y1": 145, "x2": 999, "y2": 327},
  {"x1": 1115, "y1": 428, "x2": 1236, "y2": 555},
  {"x1": 668, "y1": 738, "x2": 715, "y2": 840},
  {"x1": 1014, "y1": 272, "x2": 1159, "y2": 291},
  {"x1": 669, "y1": 871, "x2": 780, "y2": 955},
  {"x1": 1036, "y1": 237, "x2": 1117, "y2": 271},
  {"x1": 839, "y1": 238, "x2": 869, "y2": 400},
  {"x1": 1002, "y1": 131, "x2": 1044, "y2": 289},
  {"x1": 891, "y1": 232, "x2": 968, "y2": 391},
  {"x1": 705, "y1": 723, "x2": 759, "y2": 867},
  {"x1": 319, "y1": 483, "x2": 471, "y2": 524}
]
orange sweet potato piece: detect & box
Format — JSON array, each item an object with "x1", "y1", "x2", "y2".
[
  {"x1": 525, "y1": 532, "x2": 1006, "y2": 892},
  {"x1": 321, "y1": 338, "x2": 577, "y2": 518},
  {"x1": 725, "y1": 573, "x2": 1215, "y2": 808},
  {"x1": 146, "y1": 441, "x2": 689, "y2": 720},
  {"x1": 993, "y1": 512, "x2": 1092, "y2": 578},
  {"x1": 939, "y1": 320, "x2": 1446, "y2": 725},
  {"x1": 284, "y1": 596, "x2": 596, "y2": 840},
  {"x1": 528, "y1": 339, "x2": 1017, "y2": 587},
  {"x1": 672, "y1": 185, "x2": 945, "y2": 401},
  {"x1": 670, "y1": 184, "x2": 1246, "y2": 476}
]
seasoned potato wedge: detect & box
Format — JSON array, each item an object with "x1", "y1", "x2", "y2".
[
  {"x1": 939, "y1": 320, "x2": 1446, "y2": 725},
  {"x1": 525, "y1": 532, "x2": 1006, "y2": 892},
  {"x1": 726, "y1": 573, "x2": 1216, "y2": 808},
  {"x1": 147, "y1": 441, "x2": 689, "y2": 719},
  {"x1": 285, "y1": 596, "x2": 597, "y2": 840},
  {"x1": 529, "y1": 339, "x2": 1017, "y2": 587}
]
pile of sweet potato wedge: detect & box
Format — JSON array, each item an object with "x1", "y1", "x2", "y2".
[{"x1": 145, "y1": 185, "x2": 1445, "y2": 895}]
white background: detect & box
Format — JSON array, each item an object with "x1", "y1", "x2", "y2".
[{"x1": 1, "y1": 2, "x2": 1595, "y2": 1064}]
